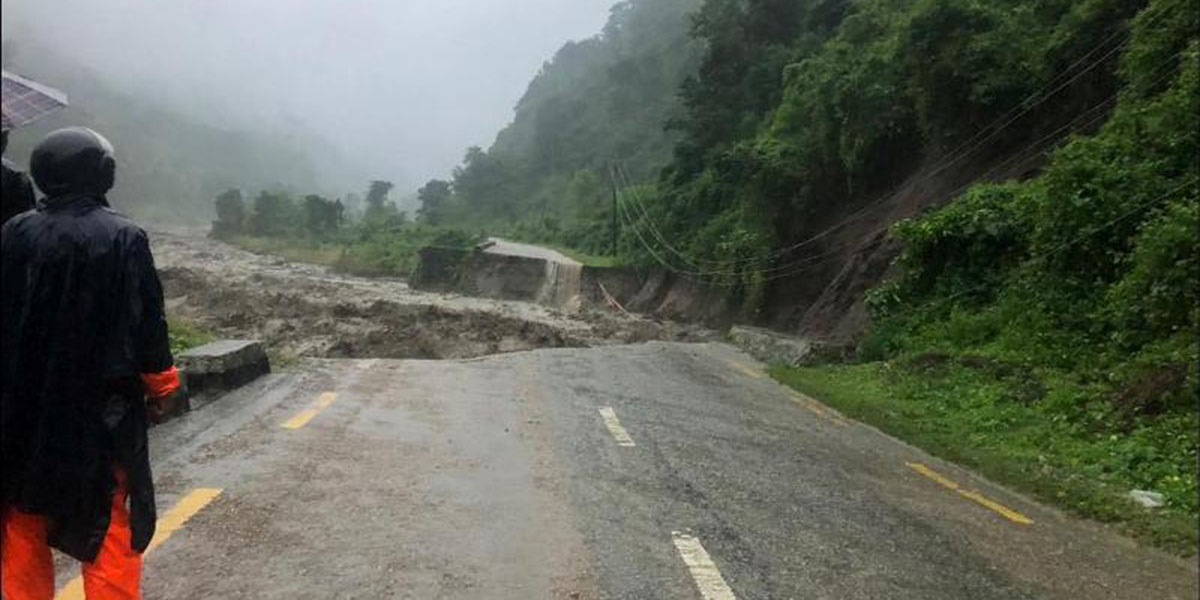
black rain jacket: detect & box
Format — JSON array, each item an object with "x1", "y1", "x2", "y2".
[
  {"x1": 1, "y1": 158, "x2": 36, "y2": 225},
  {"x1": 1, "y1": 194, "x2": 172, "y2": 561}
]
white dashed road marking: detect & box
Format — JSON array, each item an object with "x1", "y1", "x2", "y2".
[
  {"x1": 598, "y1": 406, "x2": 636, "y2": 447},
  {"x1": 672, "y1": 531, "x2": 738, "y2": 600}
]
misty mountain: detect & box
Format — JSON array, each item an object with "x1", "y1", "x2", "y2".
[
  {"x1": 2, "y1": 38, "x2": 336, "y2": 225},
  {"x1": 416, "y1": 0, "x2": 704, "y2": 243}
]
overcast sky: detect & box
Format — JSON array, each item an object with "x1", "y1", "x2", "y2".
[{"x1": 2, "y1": 0, "x2": 618, "y2": 190}]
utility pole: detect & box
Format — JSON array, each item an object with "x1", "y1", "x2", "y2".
[{"x1": 610, "y1": 163, "x2": 619, "y2": 257}]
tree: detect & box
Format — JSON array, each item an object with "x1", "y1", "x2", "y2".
[
  {"x1": 416, "y1": 179, "x2": 453, "y2": 225},
  {"x1": 452, "y1": 147, "x2": 519, "y2": 222},
  {"x1": 342, "y1": 192, "x2": 363, "y2": 222},
  {"x1": 210, "y1": 188, "x2": 245, "y2": 239},
  {"x1": 248, "y1": 190, "x2": 297, "y2": 237},
  {"x1": 303, "y1": 194, "x2": 341, "y2": 236},
  {"x1": 363, "y1": 180, "x2": 396, "y2": 223},
  {"x1": 421, "y1": 0, "x2": 702, "y2": 234}
]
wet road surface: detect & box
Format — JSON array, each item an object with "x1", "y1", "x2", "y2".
[
  {"x1": 485, "y1": 238, "x2": 582, "y2": 265},
  {"x1": 53, "y1": 344, "x2": 1199, "y2": 599}
]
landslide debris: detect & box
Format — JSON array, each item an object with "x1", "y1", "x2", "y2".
[{"x1": 154, "y1": 230, "x2": 716, "y2": 361}]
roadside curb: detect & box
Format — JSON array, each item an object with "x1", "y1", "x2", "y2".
[{"x1": 155, "y1": 339, "x2": 271, "y2": 424}]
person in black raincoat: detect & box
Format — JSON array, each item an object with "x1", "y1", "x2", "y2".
[
  {"x1": 1, "y1": 130, "x2": 37, "y2": 224},
  {"x1": 1, "y1": 127, "x2": 180, "y2": 599}
]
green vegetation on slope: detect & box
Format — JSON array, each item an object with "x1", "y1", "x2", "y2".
[
  {"x1": 421, "y1": 0, "x2": 1184, "y2": 300},
  {"x1": 642, "y1": 0, "x2": 1160, "y2": 289}
]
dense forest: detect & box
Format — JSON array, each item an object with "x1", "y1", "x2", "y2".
[
  {"x1": 1, "y1": 38, "x2": 332, "y2": 224},
  {"x1": 412, "y1": 0, "x2": 1197, "y2": 551}
]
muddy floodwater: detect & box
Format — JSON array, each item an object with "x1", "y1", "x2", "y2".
[{"x1": 153, "y1": 229, "x2": 716, "y2": 361}]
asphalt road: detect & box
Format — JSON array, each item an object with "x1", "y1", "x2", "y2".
[
  {"x1": 52, "y1": 343, "x2": 1198, "y2": 599},
  {"x1": 484, "y1": 238, "x2": 582, "y2": 265}
]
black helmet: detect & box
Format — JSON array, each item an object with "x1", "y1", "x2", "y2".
[{"x1": 30, "y1": 127, "x2": 116, "y2": 197}]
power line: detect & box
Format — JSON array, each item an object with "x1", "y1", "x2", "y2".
[
  {"x1": 613, "y1": 42, "x2": 1190, "y2": 281},
  {"x1": 612, "y1": 166, "x2": 702, "y2": 278},
  {"x1": 643, "y1": 0, "x2": 1182, "y2": 270},
  {"x1": 756, "y1": 0, "x2": 1181, "y2": 261},
  {"x1": 757, "y1": 42, "x2": 1194, "y2": 281},
  {"x1": 753, "y1": 89, "x2": 1135, "y2": 282},
  {"x1": 614, "y1": 166, "x2": 705, "y2": 270}
]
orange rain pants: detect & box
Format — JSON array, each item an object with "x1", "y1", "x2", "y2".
[{"x1": 1, "y1": 470, "x2": 143, "y2": 600}]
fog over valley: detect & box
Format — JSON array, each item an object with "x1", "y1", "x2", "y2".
[{"x1": 1, "y1": 0, "x2": 617, "y2": 219}]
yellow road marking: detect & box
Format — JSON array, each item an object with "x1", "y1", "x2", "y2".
[
  {"x1": 56, "y1": 488, "x2": 223, "y2": 600},
  {"x1": 907, "y1": 462, "x2": 1033, "y2": 525},
  {"x1": 146, "y1": 488, "x2": 224, "y2": 552},
  {"x1": 314, "y1": 391, "x2": 338, "y2": 409},
  {"x1": 598, "y1": 407, "x2": 636, "y2": 447},
  {"x1": 956, "y1": 490, "x2": 1035, "y2": 525},
  {"x1": 908, "y1": 461, "x2": 957, "y2": 488},
  {"x1": 282, "y1": 409, "x2": 319, "y2": 430},
  {"x1": 672, "y1": 531, "x2": 738, "y2": 600},
  {"x1": 729, "y1": 362, "x2": 764, "y2": 379},
  {"x1": 790, "y1": 392, "x2": 848, "y2": 427},
  {"x1": 282, "y1": 391, "x2": 338, "y2": 429}
]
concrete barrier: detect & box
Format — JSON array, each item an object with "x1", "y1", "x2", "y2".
[{"x1": 178, "y1": 339, "x2": 271, "y2": 398}]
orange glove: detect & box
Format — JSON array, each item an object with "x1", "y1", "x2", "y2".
[
  {"x1": 140, "y1": 365, "x2": 181, "y2": 399},
  {"x1": 141, "y1": 366, "x2": 181, "y2": 424}
]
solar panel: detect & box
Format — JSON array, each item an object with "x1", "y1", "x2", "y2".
[{"x1": 2, "y1": 70, "x2": 69, "y2": 132}]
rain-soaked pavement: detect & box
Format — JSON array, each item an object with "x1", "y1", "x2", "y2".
[
  {"x1": 48, "y1": 232, "x2": 1197, "y2": 599},
  {"x1": 47, "y1": 345, "x2": 1194, "y2": 599}
]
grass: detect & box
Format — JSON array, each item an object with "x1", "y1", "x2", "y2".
[
  {"x1": 229, "y1": 235, "x2": 345, "y2": 269},
  {"x1": 770, "y1": 360, "x2": 1199, "y2": 556},
  {"x1": 230, "y1": 232, "x2": 622, "y2": 276},
  {"x1": 229, "y1": 234, "x2": 412, "y2": 277},
  {"x1": 542, "y1": 243, "x2": 621, "y2": 267},
  {"x1": 226, "y1": 226, "x2": 485, "y2": 279},
  {"x1": 168, "y1": 317, "x2": 216, "y2": 357}
]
